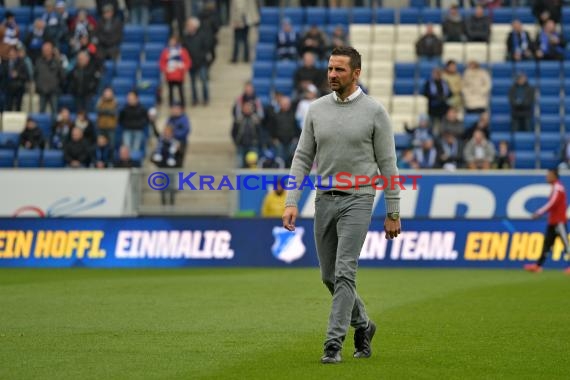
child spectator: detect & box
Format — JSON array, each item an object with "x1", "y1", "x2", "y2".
[
  {"x1": 92, "y1": 134, "x2": 114, "y2": 168},
  {"x1": 151, "y1": 126, "x2": 181, "y2": 205},
  {"x1": 19, "y1": 118, "x2": 45, "y2": 150},
  {"x1": 494, "y1": 140, "x2": 514, "y2": 169},
  {"x1": 160, "y1": 36, "x2": 192, "y2": 106}
]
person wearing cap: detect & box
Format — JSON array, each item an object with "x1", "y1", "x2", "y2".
[{"x1": 276, "y1": 18, "x2": 299, "y2": 61}]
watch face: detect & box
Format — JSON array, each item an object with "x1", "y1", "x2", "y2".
[{"x1": 390, "y1": 213, "x2": 399, "y2": 220}]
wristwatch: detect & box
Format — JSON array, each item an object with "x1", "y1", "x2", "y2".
[{"x1": 387, "y1": 212, "x2": 400, "y2": 221}]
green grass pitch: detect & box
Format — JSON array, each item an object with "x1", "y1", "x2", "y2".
[{"x1": 1, "y1": 268, "x2": 569, "y2": 379}]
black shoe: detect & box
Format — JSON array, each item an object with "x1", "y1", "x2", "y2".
[
  {"x1": 353, "y1": 321, "x2": 376, "y2": 358},
  {"x1": 320, "y1": 345, "x2": 341, "y2": 364}
]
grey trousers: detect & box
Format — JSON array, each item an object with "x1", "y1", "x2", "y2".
[{"x1": 314, "y1": 192, "x2": 374, "y2": 349}]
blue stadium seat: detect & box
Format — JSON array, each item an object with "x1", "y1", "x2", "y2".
[
  {"x1": 150, "y1": 7, "x2": 165, "y2": 24},
  {"x1": 120, "y1": 43, "x2": 142, "y2": 62},
  {"x1": 513, "y1": 61, "x2": 536, "y2": 79},
  {"x1": 258, "y1": 25, "x2": 279, "y2": 44},
  {"x1": 539, "y1": 151, "x2": 561, "y2": 169},
  {"x1": 256, "y1": 43, "x2": 276, "y2": 62},
  {"x1": 395, "y1": 133, "x2": 412, "y2": 149},
  {"x1": 58, "y1": 95, "x2": 75, "y2": 112},
  {"x1": 0, "y1": 149, "x2": 15, "y2": 167},
  {"x1": 394, "y1": 63, "x2": 416, "y2": 79},
  {"x1": 273, "y1": 78, "x2": 294, "y2": 96},
  {"x1": 0, "y1": 132, "x2": 20, "y2": 149},
  {"x1": 33, "y1": 6, "x2": 45, "y2": 19},
  {"x1": 539, "y1": 79, "x2": 562, "y2": 96},
  {"x1": 115, "y1": 61, "x2": 139, "y2": 81},
  {"x1": 491, "y1": 132, "x2": 513, "y2": 148},
  {"x1": 399, "y1": 8, "x2": 420, "y2": 24},
  {"x1": 393, "y1": 79, "x2": 416, "y2": 95},
  {"x1": 306, "y1": 7, "x2": 327, "y2": 26},
  {"x1": 492, "y1": 8, "x2": 514, "y2": 23},
  {"x1": 421, "y1": 8, "x2": 442, "y2": 23},
  {"x1": 539, "y1": 96, "x2": 561, "y2": 115},
  {"x1": 328, "y1": 8, "x2": 349, "y2": 26},
  {"x1": 29, "y1": 113, "x2": 52, "y2": 137},
  {"x1": 17, "y1": 149, "x2": 42, "y2": 168},
  {"x1": 513, "y1": 8, "x2": 535, "y2": 24},
  {"x1": 491, "y1": 63, "x2": 514, "y2": 79},
  {"x1": 146, "y1": 25, "x2": 170, "y2": 44},
  {"x1": 130, "y1": 150, "x2": 144, "y2": 167},
  {"x1": 283, "y1": 8, "x2": 304, "y2": 26},
  {"x1": 540, "y1": 132, "x2": 563, "y2": 152},
  {"x1": 410, "y1": 0, "x2": 429, "y2": 7},
  {"x1": 564, "y1": 115, "x2": 570, "y2": 130},
  {"x1": 252, "y1": 78, "x2": 272, "y2": 98},
  {"x1": 375, "y1": 8, "x2": 395, "y2": 24},
  {"x1": 144, "y1": 43, "x2": 164, "y2": 62},
  {"x1": 137, "y1": 78, "x2": 159, "y2": 96},
  {"x1": 102, "y1": 60, "x2": 116, "y2": 86},
  {"x1": 11, "y1": 7, "x2": 32, "y2": 25},
  {"x1": 490, "y1": 114, "x2": 511, "y2": 132},
  {"x1": 490, "y1": 97, "x2": 510, "y2": 115},
  {"x1": 540, "y1": 115, "x2": 562, "y2": 133},
  {"x1": 260, "y1": 7, "x2": 280, "y2": 26},
  {"x1": 140, "y1": 61, "x2": 160, "y2": 80},
  {"x1": 563, "y1": 7, "x2": 570, "y2": 24},
  {"x1": 123, "y1": 25, "x2": 145, "y2": 44},
  {"x1": 513, "y1": 132, "x2": 536, "y2": 150},
  {"x1": 253, "y1": 61, "x2": 274, "y2": 79},
  {"x1": 538, "y1": 61, "x2": 562, "y2": 79},
  {"x1": 463, "y1": 113, "x2": 479, "y2": 128},
  {"x1": 139, "y1": 95, "x2": 156, "y2": 110},
  {"x1": 352, "y1": 8, "x2": 373, "y2": 24},
  {"x1": 0, "y1": 9, "x2": 4, "y2": 21},
  {"x1": 491, "y1": 79, "x2": 512, "y2": 96},
  {"x1": 275, "y1": 60, "x2": 298, "y2": 79},
  {"x1": 514, "y1": 151, "x2": 537, "y2": 169},
  {"x1": 112, "y1": 77, "x2": 136, "y2": 95},
  {"x1": 42, "y1": 149, "x2": 65, "y2": 168},
  {"x1": 418, "y1": 61, "x2": 438, "y2": 79},
  {"x1": 258, "y1": 95, "x2": 271, "y2": 107}
]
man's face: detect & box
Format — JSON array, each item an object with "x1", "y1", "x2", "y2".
[
  {"x1": 328, "y1": 55, "x2": 359, "y2": 94},
  {"x1": 42, "y1": 43, "x2": 53, "y2": 57},
  {"x1": 546, "y1": 171, "x2": 557, "y2": 183}
]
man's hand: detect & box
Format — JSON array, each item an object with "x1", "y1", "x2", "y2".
[
  {"x1": 384, "y1": 217, "x2": 401, "y2": 240},
  {"x1": 282, "y1": 206, "x2": 298, "y2": 231},
  {"x1": 532, "y1": 212, "x2": 541, "y2": 220}
]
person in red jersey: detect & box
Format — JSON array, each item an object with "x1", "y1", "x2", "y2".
[{"x1": 524, "y1": 168, "x2": 570, "y2": 274}]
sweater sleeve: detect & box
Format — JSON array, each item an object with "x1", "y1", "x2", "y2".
[
  {"x1": 372, "y1": 105, "x2": 400, "y2": 214},
  {"x1": 285, "y1": 107, "x2": 317, "y2": 207}
]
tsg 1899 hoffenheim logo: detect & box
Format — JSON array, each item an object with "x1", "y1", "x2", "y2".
[{"x1": 271, "y1": 227, "x2": 306, "y2": 263}]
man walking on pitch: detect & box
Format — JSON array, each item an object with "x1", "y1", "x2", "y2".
[
  {"x1": 525, "y1": 168, "x2": 570, "y2": 274},
  {"x1": 282, "y1": 46, "x2": 401, "y2": 364}
]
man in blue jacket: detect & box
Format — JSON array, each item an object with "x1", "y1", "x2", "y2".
[{"x1": 166, "y1": 102, "x2": 191, "y2": 158}]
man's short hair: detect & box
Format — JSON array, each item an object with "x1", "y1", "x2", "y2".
[
  {"x1": 548, "y1": 168, "x2": 560, "y2": 178},
  {"x1": 330, "y1": 46, "x2": 361, "y2": 71}
]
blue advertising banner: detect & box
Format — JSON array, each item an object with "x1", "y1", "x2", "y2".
[
  {"x1": 0, "y1": 217, "x2": 568, "y2": 269},
  {"x1": 236, "y1": 171, "x2": 570, "y2": 219}
]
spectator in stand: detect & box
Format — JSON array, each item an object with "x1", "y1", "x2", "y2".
[
  {"x1": 535, "y1": 19, "x2": 565, "y2": 61},
  {"x1": 68, "y1": 51, "x2": 100, "y2": 112},
  {"x1": 92, "y1": 134, "x2": 114, "y2": 168},
  {"x1": 462, "y1": 60, "x2": 491, "y2": 114},
  {"x1": 258, "y1": 148, "x2": 285, "y2": 169},
  {"x1": 436, "y1": 131, "x2": 462, "y2": 170},
  {"x1": 295, "y1": 84, "x2": 319, "y2": 129},
  {"x1": 494, "y1": 140, "x2": 514, "y2": 169},
  {"x1": 232, "y1": 101, "x2": 262, "y2": 168},
  {"x1": 19, "y1": 118, "x2": 45, "y2": 150},
  {"x1": 69, "y1": 9, "x2": 97, "y2": 55},
  {"x1": 465, "y1": 5, "x2": 491, "y2": 43},
  {"x1": 160, "y1": 36, "x2": 192, "y2": 107},
  {"x1": 0, "y1": 11, "x2": 19, "y2": 59},
  {"x1": 533, "y1": 0, "x2": 562, "y2": 25},
  {"x1": 24, "y1": 19, "x2": 46, "y2": 63},
  {"x1": 422, "y1": 67, "x2": 451, "y2": 133},
  {"x1": 166, "y1": 102, "x2": 191, "y2": 157},
  {"x1": 198, "y1": 0, "x2": 221, "y2": 69},
  {"x1": 2, "y1": 46, "x2": 29, "y2": 111},
  {"x1": 508, "y1": 73, "x2": 535, "y2": 132},
  {"x1": 558, "y1": 139, "x2": 570, "y2": 169},
  {"x1": 405, "y1": 114, "x2": 433, "y2": 148},
  {"x1": 261, "y1": 180, "x2": 287, "y2": 218},
  {"x1": 463, "y1": 129, "x2": 495, "y2": 170},
  {"x1": 161, "y1": 0, "x2": 186, "y2": 37},
  {"x1": 398, "y1": 149, "x2": 419, "y2": 169},
  {"x1": 463, "y1": 111, "x2": 491, "y2": 141},
  {"x1": 74, "y1": 110, "x2": 97, "y2": 147},
  {"x1": 268, "y1": 96, "x2": 299, "y2": 167},
  {"x1": 71, "y1": 34, "x2": 101, "y2": 73},
  {"x1": 119, "y1": 91, "x2": 149, "y2": 153},
  {"x1": 42, "y1": 0, "x2": 67, "y2": 49},
  {"x1": 17, "y1": 43, "x2": 34, "y2": 84},
  {"x1": 506, "y1": 20, "x2": 534, "y2": 61},
  {"x1": 413, "y1": 138, "x2": 438, "y2": 169},
  {"x1": 35, "y1": 41, "x2": 64, "y2": 115},
  {"x1": 441, "y1": 107, "x2": 464, "y2": 138},
  {"x1": 441, "y1": 59, "x2": 462, "y2": 110},
  {"x1": 442, "y1": 4, "x2": 465, "y2": 42},
  {"x1": 234, "y1": 81, "x2": 264, "y2": 120},
  {"x1": 94, "y1": 4, "x2": 123, "y2": 61},
  {"x1": 293, "y1": 52, "x2": 327, "y2": 96},
  {"x1": 328, "y1": 25, "x2": 348, "y2": 54},
  {"x1": 64, "y1": 127, "x2": 91, "y2": 168},
  {"x1": 114, "y1": 145, "x2": 137, "y2": 168},
  {"x1": 96, "y1": 87, "x2": 118, "y2": 149},
  {"x1": 127, "y1": 0, "x2": 150, "y2": 26},
  {"x1": 415, "y1": 24, "x2": 443, "y2": 61},
  {"x1": 276, "y1": 18, "x2": 299, "y2": 61},
  {"x1": 50, "y1": 107, "x2": 73, "y2": 149},
  {"x1": 151, "y1": 125, "x2": 181, "y2": 205},
  {"x1": 183, "y1": 17, "x2": 211, "y2": 107},
  {"x1": 229, "y1": 0, "x2": 259, "y2": 63},
  {"x1": 299, "y1": 25, "x2": 328, "y2": 60}
]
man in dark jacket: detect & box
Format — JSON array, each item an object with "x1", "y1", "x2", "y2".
[
  {"x1": 532, "y1": 0, "x2": 562, "y2": 25},
  {"x1": 94, "y1": 4, "x2": 123, "y2": 60},
  {"x1": 415, "y1": 24, "x2": 443, "y2": 61},
  {"x1": 34, "y1": 41, "x2": 64, "y2": 115},
  {"x1": 183, "y1": 17, "x2": 212, "y2": 106},
  {"x1": 465, "y1": 5, "x2": 491, "y2": 43},
  {"x1": 3, "y1": 46, "x2": 29, "y2": 111},
  {"x1": 422, "y1": 68, "x2": 452, "y2": 134},
  {"x1": 64, "y1": 126, "x2": 91, "y2": 167},
  {"x1": 442, "y1": 4, "x2": 465, "y2": 42},
  {"x1": 19, "y1": 118, "x2": 45, "y2": 150},
  {"x1": 506, "y1": 20, "x2": 534, "y2": 61},
  {"x1": 268, "y1": 96, "x2": 300, "y2": 168},
  {"x1": 68, "y1": 51, "x2": 100, "y2": 112},
  {"x1": 119, "y1": 91, "x2": 148, "y2": 152},
  {"x1": 231, "y1": 101, "x2": 262, "y2": 168},
  {"x1": 508, "y1": 73, "x2": 535, "y2": 132},
  {"x1": 198, "y1": 0, "x2": 221, "y2": 68}
]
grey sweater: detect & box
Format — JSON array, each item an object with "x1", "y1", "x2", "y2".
[{"x1": 285, "y1": 92, "x2": 400, "y2": 214}]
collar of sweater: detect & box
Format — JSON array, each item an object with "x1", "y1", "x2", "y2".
[{"x1": 331, "y1": 87, "x2": 364, "y2": 105}]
